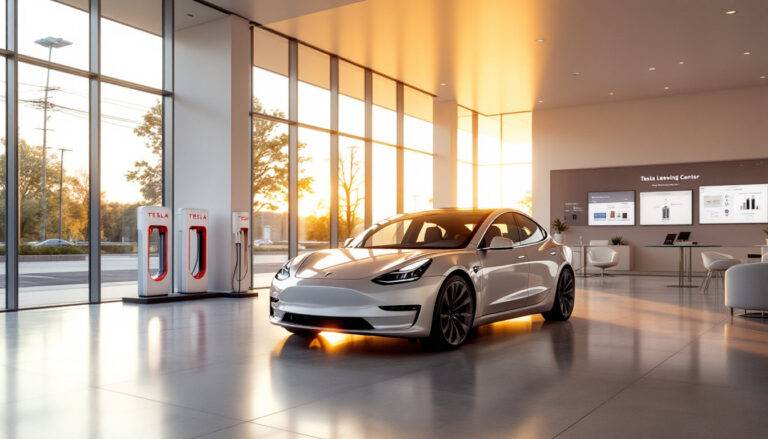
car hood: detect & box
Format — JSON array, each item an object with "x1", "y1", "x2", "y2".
[{"x1": 294, "y1": 248, "x2": 441, "y2": 280}]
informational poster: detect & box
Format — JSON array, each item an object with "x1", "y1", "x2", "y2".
[
  {"x1": 588, "y1": 191, "x2": 635, "y2": 226},
  {"x1": 699, "y1": 184, "x2": 768, "y2": 224},
  {"x1": 564, "y1": 202, "x2": 585, "y2": 225},
  {"x1": 639, "y1": 190, "x2": 693, "y2": 225}
]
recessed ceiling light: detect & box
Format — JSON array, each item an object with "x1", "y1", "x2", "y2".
[
  {"x1": 761, "y1": 75, "x2": 767, "y2": 79},
  {"x1": 725, "y1": 9, "x2": 737, "y2": 15},
  {"x1": 186, "y1": 12, "x2": 195, "y2": 18},
  {"x1": 743, "y1": 51, "x2": 752, "y2": 55},
  {"x1": 440, "y1": 82, "x2": 447, "y2": 86},
  {"x1": 664, "y1": 86, "x2": 670, "y2": 90},
  {"x1": 572, "y1": 72, "x2": 581, "y2": 76},
  {"x1": 537, "y1": 99, "x2": 544, "y2": 103},
  {"x1": 609, "y1": 91, "x2": 615, "y2": 96},
  {"x1": 648, "y1": 66, "x2": 656, "y2": 71},
  {"x1": 535, "y1": 38, "x2": 546, "y2": 43},
  {"x1": 678, "y1": 61, "x2": 685, "y2": 65}
]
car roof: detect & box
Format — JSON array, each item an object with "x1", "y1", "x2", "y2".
[{"x1": 393, "y1": 208, "x2": 525, "y2": 218}]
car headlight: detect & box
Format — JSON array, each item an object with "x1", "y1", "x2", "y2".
[
  {"x1": 275, "y1": 260, "x2": 292, "y2": 281},
  {"x1": 372, "y1": 259, "x2": 432, "y2": 285}
]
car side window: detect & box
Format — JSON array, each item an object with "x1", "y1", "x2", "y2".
[
  {"x1": 513, "y1": 213, "x2": 546, "y2": 246},
  {"x1": 481, "y1": 213, "x2": 521, "y2": 247}
]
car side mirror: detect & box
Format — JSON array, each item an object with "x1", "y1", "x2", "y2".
[
  {"x1": 343, "y1": 237, "x2": 353, "y2": 247},
  {"x1": 488, "y1": 236, "x2": 515, "y2": 249}
]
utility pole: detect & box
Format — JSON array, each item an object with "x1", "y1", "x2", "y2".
[
  {"x1": 35, "y1": 36, "x2": 72, "y2": 242},
  {"x1": 57, "y1": 148, "x2": 72, "y2": 241}
]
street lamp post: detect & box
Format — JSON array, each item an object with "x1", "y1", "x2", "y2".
[
  {"x1": 56, "y1": 148, "x2": 72, "y2": 241},
  {"x1": 35, "y1": 36, "x2": 72, "y2": 242}
]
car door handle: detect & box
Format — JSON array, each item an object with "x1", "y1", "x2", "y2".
[
  {"x1": 549, "y1": 251, "x2": 558, "y2": 255},
  {"x1": 517, "y1": 255, "x2": 526, "y2": 260}
]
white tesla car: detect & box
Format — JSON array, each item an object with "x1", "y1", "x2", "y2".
[{"x1": 269, "y1": 209, "x2": 575, "y2": 349}]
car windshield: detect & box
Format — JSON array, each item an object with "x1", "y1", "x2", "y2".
[{"x1": 352, "y1": 211, "x2": 491, "y2": 249}]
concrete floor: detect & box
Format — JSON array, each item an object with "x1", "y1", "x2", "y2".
[{"x1": 2, "y1": 275, "x2": 768, "y2": 438}]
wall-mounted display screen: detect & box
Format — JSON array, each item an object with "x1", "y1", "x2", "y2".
[
  {"x1": 699, "y1": 184, "x2": 768, "y2": 224},
  {"x1": 639, "y1": 190, "x2": 693, "y2": 225},
  {"x1": 588, "y1": 191, "x2": 635, "y2": 226}
]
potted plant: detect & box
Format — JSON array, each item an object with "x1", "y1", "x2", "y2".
[
  {"x1": 551, "y1": 218, "x2": 569, "y2": 243},
  {"x1": 610, "y1": 236, "x2": 627, "y2": 246}
]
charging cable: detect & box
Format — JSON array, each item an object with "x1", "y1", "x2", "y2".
[{"x1": 231, "y1": 230, "x2": 248, "y2": 292}]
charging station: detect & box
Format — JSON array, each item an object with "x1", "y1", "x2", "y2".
[
  {"x1": 137, "y1": 206, "x2": 172, "y2": 297},
  {"x1": 231, "y1": 212, "x2": 251, "y2": 293},
  {"x1": 176, "y1": 208, "x2": 209, "y2": 294}
]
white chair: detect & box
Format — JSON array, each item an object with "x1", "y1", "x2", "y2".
[
  {"x1": 587, "y1": 240, "x2": 619, "y2": 277},
  {"x1": 700, "y1": 251, "x2": 741, "y2": 293},
  {"x1": 725, "y1": 263, "x2": 768, "y2": 316}
]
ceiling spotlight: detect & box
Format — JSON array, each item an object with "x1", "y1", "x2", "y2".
[
  {"x1": 648, "y1": 66, "x2": 656, "y2": 71},
  {"x1": 572, "y1": 71, "x2": 581, "y2": 76},
  {"x1": 761, "y1": 75, "x2": 767, "y2": 79},
  {"x1": 609, "y1": 91, "x2": 615, "y2": 96},
  {"x1": 535, "y1": 38, "x2": 546, "y2": 43},
  {"x1": 440, "y1": 82, "x2": 447, "y2": 86},
  {"x1": 678, "y1": 61, "x2": 685, "y2": 65},
  {"x1": 743, "y1": 51, "x2": 752, "y2": 55},
  {"x1": 664, "y1": 86, "x2": 670, "y2": 90},
  {"x1": 537, "y1": 99, "x2": 544, "y2": 103},
  {"x1": 725, "y1": 9, "x2": 737, "y2": 15}
]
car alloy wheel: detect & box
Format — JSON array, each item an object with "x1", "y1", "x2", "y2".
[
  {"x1": 437, "y1": 277, "x2": 474, "y2": 346},
  {"x1": 543, "y1": 268, "x2": 575, "y2": 321},
  {"x1": 558, "y1": 268, "x2": 575, "y2": 317}
]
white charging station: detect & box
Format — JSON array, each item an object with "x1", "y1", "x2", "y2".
[
  {"x1": 137, "y1": 206, "x2": 172, "y2": 297},
  {"x1": 231, "y1": 212, "x2": 250, "y2": 293},
  {"x1": 176, "y1": 208, "x2": 209, "y2": 294}
]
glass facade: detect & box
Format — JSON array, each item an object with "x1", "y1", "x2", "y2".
[
  {"x1": 100, "y1": 84, "x2": 163, "y2": 301},
  {"x1": 298, "y1": 128, "x2": 331, "y2": 253},
  {"x1": 101, "y1": 0, "x2": 163, "y2": 89},
  {"x1": 19, "y1": 0, "x2": 89, "y2": 70},
  {"x1": 403, "y1": 86, "x2": 434, "y2": 212},
  {"x1": 460, "y1": 110, "x2": 532, "y2": 213},
  {"x1": 248, "y1": 29, "x2": 438, "y2": 286},
  {"x1": 18, "y1": 63, "x2": 90, "y2": 307},
  {"x1": 457, "y1": 106, "x2": 474, "y2": 208},
  {"x1": 3, "y1": 0, "x2": 169, "y2": 309},
  {"x1": 372, "y1": 143, "x2": 397, "y2": 221},
  {"x1": 251, "y1": 120, "x2": 289, "y2": 288},
  {"x1": 338, "y1": 136, "x2": 365, "y2": 244},
  {"x1": 253, "y1": 27, "x2": 289, "y2": 118}
]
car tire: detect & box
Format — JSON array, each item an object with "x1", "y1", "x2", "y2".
[
  {"x1": 542, "y1": 267, "x2": 575, "y2": 321},
  {"x1": 284, "y1": 327, "x2": 319, "y2": 337},
  {"x1": 424, "y1": 274, "x2": 475, "y2": 350}
]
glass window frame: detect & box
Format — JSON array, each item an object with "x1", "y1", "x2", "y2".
[{"x1": 3, "y1": 0, "x2": 171, "y2": 311}]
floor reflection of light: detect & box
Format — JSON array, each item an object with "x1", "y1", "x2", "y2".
[
  {"x1": 320, "y1": 331, "x2": 349, "y2": 344},
  {"x1": 485, "y1": 315, "x2": 537, "y2": 333},
  {"x1": 147, "y1": 317, "x2": 162, "y2": 370}
]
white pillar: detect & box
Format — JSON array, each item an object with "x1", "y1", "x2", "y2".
[
  {"x1": 433, "y1": 99, "x2": 458, "y2": 208},
  {"x1": 174, "y1": 15, "x2": 251, "y2": 292}
]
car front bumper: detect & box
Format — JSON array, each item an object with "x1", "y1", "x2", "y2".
[{"x1": 269, "y1": 275, "x2": 445, "y2": 337}]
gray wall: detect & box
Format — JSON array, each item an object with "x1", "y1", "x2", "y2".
[
  {"x1": 532, "y1": 86, "x2": 768, "y2": 272},
  {"x1": 550, "y1": 159, "x2": 768, "y2": 246}
]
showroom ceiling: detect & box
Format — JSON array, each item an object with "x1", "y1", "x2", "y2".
[{"x1": 210, "y1": 0, "x2": 768, "y2": 115}]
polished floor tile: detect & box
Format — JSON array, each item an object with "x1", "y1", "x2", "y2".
[{"x1": 2, "y1": 275, "x2": 768, "y2": 438}]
